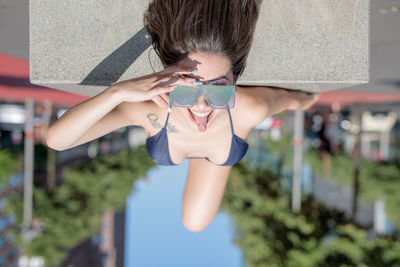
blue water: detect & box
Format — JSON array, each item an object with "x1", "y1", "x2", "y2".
[{"x1": 124, "y1": 159, "x2": 244, "y2": 267}]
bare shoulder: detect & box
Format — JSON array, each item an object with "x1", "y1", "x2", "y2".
[
  {"x1": 115, "y1": 100, "x2": 158, "y2": 129},
  {"x1": 233, "y1": 86, "x2": 271, "y2": 129}
]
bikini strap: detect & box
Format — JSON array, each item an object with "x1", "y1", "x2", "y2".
[
  {"x1": 164, "y1": 107, "x2": 172, "y2": 129},
  {"x1": 226, "y1": 107, "x2": 234, "y2": 135}
]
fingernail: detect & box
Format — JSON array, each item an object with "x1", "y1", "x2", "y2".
[{"x1": 188, "y1": 68, "x2": 197, "y2": 73}]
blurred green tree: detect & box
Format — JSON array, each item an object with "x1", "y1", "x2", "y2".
[
  {"x1": 306, "y1": 150, "x2": 400, "y2": 228},
  {"x1": 0, "y1": 149, "x2": 20, "y2": 183},
  {"x1": 221, "y1": 160, "x2": 400, "y2": 267},
  {"x1": 6, "y1": 145, "x2": 155, "y2": 267}
]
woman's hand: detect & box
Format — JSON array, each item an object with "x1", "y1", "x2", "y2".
[
  {"x1": 111, "y1": 66, "x2": 197, "y2": 109},
  {"x1": 287, "y1": 91, "x2": 320, "y2": 110}
]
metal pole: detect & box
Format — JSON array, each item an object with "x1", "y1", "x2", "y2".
[
  {"x1": 23, "y1": 99, "x2": 34, "y2": 231},
  {"x1": 379, "y1": 131, "x2": 390, "y2": 161},
  {"x1": 352, "y1": 105, "x2": 363, "y2": 221},
  {"x1": 292, "y1": 110, "x2": 304, "y2": 213}
]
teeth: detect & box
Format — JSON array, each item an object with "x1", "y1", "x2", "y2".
[{"x1": 191, "y1": 110, "x2": 212, "y2": 117}]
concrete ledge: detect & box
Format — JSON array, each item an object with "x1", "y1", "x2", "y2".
[{"x1": 30, "y1": 0, "x2": 369, "y2": 96}]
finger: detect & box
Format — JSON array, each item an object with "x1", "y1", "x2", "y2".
[
  {"x1": 170, "y1": 76, "x2": 198, "y2": 86},
  {"x1": 149, "y1": 85, "x2": 176, "y2": 98},
  {"x1": 152, "y1": 71, "x2": 192, "y2": 83},
  {"x1": 313, "y1": 94, "x2": 320, "y2": 103},
  {"x1": 155, "y1": 74, "x2": 175, "y2": 83},
  {"x1": 155, "y1": 75, "x2": 197, "y2": 87},
  {"x1": 151, "y1": 95, "x2": 170, "y2": 109},
  {"x1": 159, "y1": 65, "x2": 198, "y2": 76}
]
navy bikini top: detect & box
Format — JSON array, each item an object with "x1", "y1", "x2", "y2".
[{"x1": 145, "y1": 108, "x2": 249, "y2": 166}]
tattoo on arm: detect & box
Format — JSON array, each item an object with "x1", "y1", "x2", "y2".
[
  {"x1": 147, "y1": 113, "x2": 179, "y2": 134},
  {"x1": 147, "y1": 113, "x2": 162, "y2": 129}
]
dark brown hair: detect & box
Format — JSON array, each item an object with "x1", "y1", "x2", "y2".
[{"x1": 143, "y1": 0, "x2": 259, "y2": 79}]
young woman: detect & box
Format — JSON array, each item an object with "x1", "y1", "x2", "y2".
[{"x1": 46, "y1": 0, "x2": 319, "y2": 232}]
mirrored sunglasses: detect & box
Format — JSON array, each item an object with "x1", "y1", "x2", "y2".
[{"x1": 169, "y1": 84, "x2": 236, "y2": 109}]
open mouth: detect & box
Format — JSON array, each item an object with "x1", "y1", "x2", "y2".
[{"x1": 187, "y1": 109, "x2": 214, "y2": 132}]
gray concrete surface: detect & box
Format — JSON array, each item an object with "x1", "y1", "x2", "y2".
[
  {"x1": 1, "y1": 0, "x2": 398, "y2": 95},
  {"x1": 0, "y1": 0, "x2": 29, "y2": 59},
  {"x1": 240, "y1": 0, "x2": 369, "y2": 92},
  {"x1": 29, "y1": 0, "x2": 153, "y2": 96},
  {"x1": 28, "y1": 0, "x2": 369, "y2": 96}
]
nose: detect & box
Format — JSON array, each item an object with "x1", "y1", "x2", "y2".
[{"x1": 194, "y1": 96, "x2": 210, "y2": 111}]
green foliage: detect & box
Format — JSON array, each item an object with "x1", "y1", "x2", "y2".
[
  {"x1": 0, "y1": 149, "x2": 20, "y2": 183},
  {"x1": 306, "y1": 150, "x2": 400, "y2": 227},
  {"x1": 264, "y1": 133, "x2": 293, "y2": 168},
  {"x1": 6, "y1": 146, "x2": 155, "y2": 267},
  {"x1": 221, "y1": 160, "x2": 400, "y2": 267}
]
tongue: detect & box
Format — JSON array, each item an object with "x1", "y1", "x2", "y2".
[{"x1": 193, "y1": 114, "x2": 208, "y2": 132}]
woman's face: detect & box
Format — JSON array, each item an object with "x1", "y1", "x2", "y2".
[{"x1": 174, "y1": 52, "x2": 234, "y2": 133}]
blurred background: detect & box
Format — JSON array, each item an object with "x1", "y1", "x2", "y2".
[{"x1": 1, "y1": 0, "x2": 400, "y2": 267}]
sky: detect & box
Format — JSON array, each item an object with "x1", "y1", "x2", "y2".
[{"x1": 124, "y1": 159, "x2": 245, "y2": 267}]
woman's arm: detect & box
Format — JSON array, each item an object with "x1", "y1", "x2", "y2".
[
  {"x1": 46, "y1": 66, "x2": 196, "y2": 151},
  {"x1": 46, "y1": 87, "x2": 139, "y2": 151},
  {"x1": 237, "y1": 86, "x2": 319, "y2": 127}
]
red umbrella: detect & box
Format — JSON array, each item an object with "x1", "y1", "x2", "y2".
[
  {"x1": 0, "y1": 52, "x2": 88, "y2": 106},
  {"x1": 316, "y1": 91, "x2": 400, "y2": 107}
]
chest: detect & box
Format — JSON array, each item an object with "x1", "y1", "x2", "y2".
[
  {"x1": 170, "y1": 127, "x2": 233, "y2": 160},
  {"x1": 145, "y1": 109, "x2": 251, "y2": 165}
]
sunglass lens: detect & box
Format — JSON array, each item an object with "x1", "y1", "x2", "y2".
[
  {"x1": 204, "y1": 85, "x2": 235, "y2": 109},
  {"x1": 170, "y1": 86, "x2": 200, "y2": 108}
]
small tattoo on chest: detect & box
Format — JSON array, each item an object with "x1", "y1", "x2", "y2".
[
  {"x1": 147, "y1": 113, "x2": 179, "y2": 134},
  {"x1": 166, "y1": 124, "x2": 179, "y2": 133}
]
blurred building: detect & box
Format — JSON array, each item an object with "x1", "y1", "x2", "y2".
[
  {"x1": 61, "y1": 209, "x2": 125, "y2": 267},
  {"x1": 0, "y1": 173, "x2": 24, "y2": 267}
]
